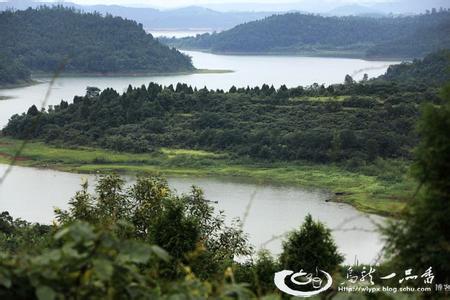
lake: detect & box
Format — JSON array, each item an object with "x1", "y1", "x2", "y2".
[
  {"x1": 0, "y1": 50, "x2": 398, "y2": 127},
  {"x1": 149, "y1": 30, "x2": 212, "y2": 38},
  {"x1": 0, "y1": 164, "x2": 384, "y2": 265}
]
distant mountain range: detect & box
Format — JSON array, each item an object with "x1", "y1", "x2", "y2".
[
  {"x1": 327, "y1": 5, "x2": 385, "y2": 17},
  {"x1": 203, "y1": 0, "x2": 450, "y2": 15},
  {"x1": 1, "y1": 0, "x2": 450, "y2": 31}
]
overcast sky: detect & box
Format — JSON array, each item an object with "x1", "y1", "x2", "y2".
[{"x1": 42, "y1": 0, "x2": 392, "y2": 9}]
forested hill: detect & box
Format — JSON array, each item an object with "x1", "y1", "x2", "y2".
[
  {"x1": 0, "y1": 6, "x2": 194, "y2": 74},
  {"x1": 382, "y1": 50, "x2": 450, "y2": 86},
  {"x1": 162, "y1": 10, "x2": 450, "y2": 59},
  {"x1": 0, "y1": 54, "x2": 31, "y2": 87},
  {"x1": 3, "y1": 51, "x2": 447, "y2": 165}
]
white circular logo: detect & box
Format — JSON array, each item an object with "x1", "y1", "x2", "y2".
[{"x1": 274, "y1": 269, "x2": 333, "y2": 297}]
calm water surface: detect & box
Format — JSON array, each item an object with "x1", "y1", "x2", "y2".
[
  {"x1": 0, "y1": 50, "x2": 398, "y2": 127},
  {"x1": 149, "y1": 30, "x2": 211, "y2": 38},
  {"x1": 0, "y1": 164, "x2": 384, "y2": 264}
]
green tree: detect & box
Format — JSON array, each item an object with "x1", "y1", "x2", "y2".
[
  {"x1": 280, "y1": 214, "x2": 343, "y2": 273},
  {"x1": 234, "y1": 249, "x2": 279, "y2": 297},
  {"x1": 55, "y1": 174, "x2": 251, "y2": 280},
  {"x1": 86, "y1": 86, "x2": 100, "y2": 98},
  {"x1": 26, "y1": 105, "x2": 39, "y2": 116},
  {"x1": 344, "y1": 74, "x2": 354, "y2": 85},
  {"x1": 383, "y1": 84, "x2": 450, "y2": 290},
  {"x1": 151, "y1": 200, "x2": 199, "y2": 261}
]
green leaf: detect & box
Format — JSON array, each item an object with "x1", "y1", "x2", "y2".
[
  {"x1": 118, "y1": 241, "x2": 152, "y2": 264},
  {"x1": 70, "y1": 222, "x2": 96, "y2": 242},
  {"x1": 36, "y1": 286, "x2": 56, "y2": 300},
  {"x1": 261, "y1": 295, "x2": 281, "y2": 300},
  {"x1": 0, "y1": 272, "x2": 11, "y2": 288},
  {"x1": 32, "y1": 249, "x2": 62, "y2": 265},
  {"x1": 55, "y1": 222, "x2": 96, "y2": 243},
  {"x1": 150, "y1": 245, "x2": 171, "y2": 263},
  {"x1": 93, "y1": 259, "x2": 114, "y2": 281},
  {"x1": 61, "y1": 244, "x2": 83, "y2": 259},
  {"x1": 53, "y1": 227, "x2": 70, "y2": 240}
]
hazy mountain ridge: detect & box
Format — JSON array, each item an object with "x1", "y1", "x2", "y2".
[
  {"x1": 201, "y1": 0, "x2": 450, "y2": 14},
  {"x1": 2, "y1": 0, "x2": 450, "y2": 32},
  {"x1": 327, "y1": 4, "x2": 385, "y2": 17},
  {"x1": 0, "y1": 0, "x2": 275, "y2": 30}
]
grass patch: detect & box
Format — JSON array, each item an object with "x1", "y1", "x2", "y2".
[
  {"x1": 0, "y1": 136, "x2": 415, "y2": 216},
  {"x1": 290, "y1": 96, "x2": 349, "y2": 102},
  {"x1": 160, "y1": 148, "x2": 226, "y2": 158}
]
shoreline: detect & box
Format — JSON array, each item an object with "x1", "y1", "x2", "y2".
[
  {"x1": 179, "y1": 48, "x2": 407, "y2": 62},
  {"x1": 0, "y1": 137, "x2": 414, "y2": 217},
  {"x1": 30, "y1": 68, "x2": 233, "y2": 78},
  {"x1": 0, "y1": 69, "x2": 233, "y2": 90},
  {"x1": 0, "y1": 80, "x2": 40, "y2": 90}
]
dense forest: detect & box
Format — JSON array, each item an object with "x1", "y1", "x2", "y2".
[
  {"x1": 3, "y1": 51, "x2": 448, "y2": 166},
  {"x1": 0, "y1": 6, "x2": 194, "y2": 75},
  {"x1": 382, "y1": 50, "x2": 450, "y2": 85},
  {"x1": 0, "y1": 53, "x2": 31, "y2": 86},
  {"x1": 162, "y1": 10, "x2": 450, "y2": 59}
]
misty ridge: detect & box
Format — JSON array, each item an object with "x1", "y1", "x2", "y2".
[{"x1": 1, "y1": 0, "x2": 450, "y2": 31}]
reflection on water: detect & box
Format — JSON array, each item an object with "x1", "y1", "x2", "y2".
[{"x1": 0, "y1": 164, "x2": 384, "y2": 264}]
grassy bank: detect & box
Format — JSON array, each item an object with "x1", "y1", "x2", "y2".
[{"x1": 0, "y1": 137, "x2": 415, "y2": 216}]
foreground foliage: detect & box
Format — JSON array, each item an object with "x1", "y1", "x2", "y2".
[
  {"x1": 0, "y1": 173, "x2": 350, "y2": 299},
  {"x1": 0, "y1": 174, "x2": 254, "y2": 298},
  {"x1": 383, "y1": 84, "x2": 450, "y2": 292}
]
